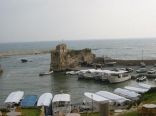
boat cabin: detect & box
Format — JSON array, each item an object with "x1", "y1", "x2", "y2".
[{"x1": 52, "y1": 94, "x2": 71, "y2": 115}]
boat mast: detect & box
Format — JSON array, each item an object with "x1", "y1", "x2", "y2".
[{"x1": 142, "y1": 49, "x2": 144, "y2": 61}]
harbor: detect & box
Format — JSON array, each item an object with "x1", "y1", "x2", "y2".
[{"x1": 1, "y1": 40, "x2": 156, "y2": 116}]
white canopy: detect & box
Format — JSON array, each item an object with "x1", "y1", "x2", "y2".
[
  {"x1": 96, "y1": 91, "x2": 129, "y2": 103},
  {"x1": 37, "y1": 93, "x2": 53, "y2": 107},
  {"x1": 124, "y1": 86, "x2": 148, "y2": 93},
  {"x1": 84, "y1": 92, "x2": 109, "y2": 103},
  {"x1": 114, "y1": 88, "x2": 140, "y2": 100},
  {"x1": 5, "y1": 91, "x2": 24, "y2": 104},
  {"x1": 52, "y1": 94, "x2": 70, "y2": 102},
  {"x1": 138, "y1": 83, "x2": 151, "y2": 90}
]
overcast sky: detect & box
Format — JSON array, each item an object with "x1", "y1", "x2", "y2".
[{"x1": 1, "y1": 0, "x2": 156, "y2": 43}]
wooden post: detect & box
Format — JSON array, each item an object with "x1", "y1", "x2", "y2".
[{"x1": 99, "y1": 102, "x2": 109, "y2": 116}]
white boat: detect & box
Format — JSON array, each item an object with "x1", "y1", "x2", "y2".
[
  {"x1": 136, "y1": 68, "x2": 147, "y2": 73},
  {"x1": 84, "y1": 92, "x2": 109, "y2": 103},
  {"x1": 106, "y1": 70, "x2": 131, "y2": 83},
  {"x1": 136, "y1": 76, "x2": 147, "y2": 82},
  {"x1": 37, "y1": 93, "x2": 53, "y2": 107},
  {"x1": 84, "y1": 92, "x2": 109, "y2": 111},
  {"x1": 140, "y1": 62, "x2": 146, "y2": 67},
  {"x1": 66, "y1": 71, "x2": 78, "y2": 75},
  {"x1": 138, "y1": 83, "x2": 151, "y2": 90},
  {"x1": 96, "y1": 91, "x2": 130, "y2": 107},
  {"x1": 124, "y1": 86, "x2": 148, "y2": 94},
  {"x1": 5, "y1": 91, "x2": 24, "y2": 104},
  {"x1": 39, "y1": 70, "x2": 53, "y2": 76},
  {"x1": 52, "y1": 94, "x2": 71, "y2": 116},
  {"x1": 147, "y1": 69, "x2": 156, "y2": 74},
  {"x1": 114, "y1": 88, "x2": 140, "y2": 101}
]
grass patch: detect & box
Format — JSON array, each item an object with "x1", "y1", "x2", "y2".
[
  {"x1": 80, "y1": 112, "x2": 99, "y2": 116},
  {"x1": 141, "y1": 92, "x2": 156, "y2": 103},
  {"x1": 119, "y1": 111, "x2": 138, "y2": 116},
  {"x1": 21, "y1": 108, "x2": 40, "y2": 116}
]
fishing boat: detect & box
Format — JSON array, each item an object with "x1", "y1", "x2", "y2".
[
  {"x1": 124, "y1": 86, "x2": 148, "y2": 94},
  {"x1": 37, "y1": 93, "x2": 53, "y2": 107},
  {"x1": 37, "y1": 93, "x2": 53, "y2": 116},
  {"x1": 136, "y1": 68, "x2": 147, "y2": 73},
  {"x1": 136, "y1": 76, "x2": 147, "y2": 82},
  {"x1": 83, "y1": 92, "x2": 109, "y2": 111},
  {"x1": 138, "y1": 83, "x2": 151, "y2": 90},
  {"x1": 20, "y1": 95, "x2": 38, "y2": 107},
  {"x1": 52, "y1": 93, "x2": 71, "y2": 116},
  {"x1": 66, "y1": 71, "x2": 77, "y2": 75},
  {"x1": 147, "y1": 69, "x2": 156, "y2": 74},
  {"x1": 39, "y1": 70, "x2": 53, "y2": 76},
  {"x1": 96, "y1": 91, "x2": 130, "y2": 107},
  {"x1": 114, "y1": 88, "x2": 140, "y2": 101},
  {"x1": 106, "y1": 70, "x2": 131, "y2": 83},
  {"x1": 5, "y1": 91, "x2": 24, "y2": 105}
]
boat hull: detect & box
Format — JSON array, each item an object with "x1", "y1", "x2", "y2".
[{"x1": 108, "y1": 75, "x2": 131, "y2": 83}]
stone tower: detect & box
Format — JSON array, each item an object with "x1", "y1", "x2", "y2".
[{"x1": 50, "y1": 44, "x2": 95, "y2": 72}]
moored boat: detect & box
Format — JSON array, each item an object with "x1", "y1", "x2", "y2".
[
  {"x1": 114, "y1": 88, "x2": 140, "y2": 101},
  {"x1": 96, "y1": 91, "x2": 130, "y2": 107},
  {"x1": 52, "y1": 93, "x2": 71, "y2": 116},
  {"x1": 5, "y1": 91, "x2": 24, "y2": 105},
  {"x1": 136, "y1": 76, "x2": 147, "y2": 82},
  {"x1": 39, "y1": 70, "x2": 53, "y2": 76},
  {"x1": 106, "y1": 70, "x2": 131, "y2": 83}
]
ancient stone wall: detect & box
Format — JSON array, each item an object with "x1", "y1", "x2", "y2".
[{"x1": 50, "y1": 44, "x2": 95, "y2": 71}]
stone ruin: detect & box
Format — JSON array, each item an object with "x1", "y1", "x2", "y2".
[{"x1": 50, "y1": 44, "x2": 95, "y2": 72}]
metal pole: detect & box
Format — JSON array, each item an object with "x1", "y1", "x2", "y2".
[{"x1": 91, "y1": 94, "x2": 93, "y2": 112}]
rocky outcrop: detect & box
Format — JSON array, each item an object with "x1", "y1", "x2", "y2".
[{"x1": 50, "y1": 44, "x2": 95, "y2": 71}]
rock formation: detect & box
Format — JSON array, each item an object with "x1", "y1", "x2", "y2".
[{"x1": 50, "y1": 44, "x2": 95, "y2": 71}]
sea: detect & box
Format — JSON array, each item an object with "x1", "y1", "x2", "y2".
[{"x1": 0, "y1": 39, "x2": 156, "y2": 104}]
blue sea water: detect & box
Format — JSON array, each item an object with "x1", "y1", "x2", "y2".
[
  {"x1": 1, "y1": 39, "x2": 156, "y2": 59},
  {"x1": 0, "y1": 39, "x2": 156, "y2": 105}
]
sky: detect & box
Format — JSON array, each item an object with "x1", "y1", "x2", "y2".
[{"x1": 1, "y1": 0, "x2": 156, "y2": 43}]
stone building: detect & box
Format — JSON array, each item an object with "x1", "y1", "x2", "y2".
[{"x1": 50, "y1": 44, "x2": 95, "y2": 71}]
